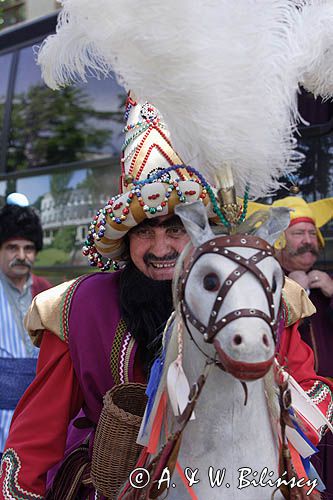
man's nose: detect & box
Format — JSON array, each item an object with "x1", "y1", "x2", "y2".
[
  {"x1": 17, "y1": 247, "x2": 26, "y2": 260},
  {"x1": 302, "y1": 232, "x2": 312, "y2": 244},
  {"x1": 149, "y1": 234, "x2": 171, "y2": 257}
]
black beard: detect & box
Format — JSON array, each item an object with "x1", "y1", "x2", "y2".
[{"x1": 119, "y1": 261, "x2": 173, "y2": 375}]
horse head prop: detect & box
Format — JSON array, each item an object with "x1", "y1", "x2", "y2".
[{"x1": 175, "y1": 201, "x2": 289, "y2": 383}]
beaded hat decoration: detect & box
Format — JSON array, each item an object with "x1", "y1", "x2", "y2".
[{"x1": 83, "y1": 95, "x2": 214, "y2": 270}]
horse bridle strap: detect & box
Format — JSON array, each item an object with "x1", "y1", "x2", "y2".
[
  {"x1": 179, "y1": 234, "x2": 279, "y2": 344},
  {"x1": 183, "y1": 302, "x2": 274, "y2": 339}
]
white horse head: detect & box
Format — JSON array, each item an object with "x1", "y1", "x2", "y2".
[{"x1": 174, "y1": 201, "x2": 290, "y2": 381}]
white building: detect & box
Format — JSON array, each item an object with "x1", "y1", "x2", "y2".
[{"x1": 40, "y1": 189, "x2": 108, "y2": 247}]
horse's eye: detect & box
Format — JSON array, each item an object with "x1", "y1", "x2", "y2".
[
  {"x1": 271, "y1": 276, "x2": 277, "y2": 293},
  {"x1": 203, "y1": 273, "x2": 220, "y2": 291}
]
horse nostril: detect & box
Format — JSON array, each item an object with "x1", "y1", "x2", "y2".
[
  {"x1": 233, "y1": 334, "x2": 242, "y2": 346},
  {"x1": 262, "y1": 334, "x2": 269, "y2": 347}
]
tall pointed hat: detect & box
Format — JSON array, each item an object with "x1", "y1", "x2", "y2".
[{"x1": 82, "y1": 94, "x2": 214, "y2": 268}]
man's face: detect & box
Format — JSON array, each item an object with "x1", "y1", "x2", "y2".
[
  {"x1": 281, "y1": 221, "x2": 319, "y2": 272},
  {"x1": 0, "y1": 238, "x2": 36, "y2": 281},
  {"x1": 128, "y1": 215, "x2": 190, "y2": 280}
]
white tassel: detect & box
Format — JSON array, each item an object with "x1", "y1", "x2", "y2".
[{"x1": 167, "y1": 358, "x2": 195, "y2": 420}]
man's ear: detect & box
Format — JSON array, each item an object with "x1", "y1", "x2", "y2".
[{"x1": 175, "y1": 201, "x2": 215, "y2": 247}]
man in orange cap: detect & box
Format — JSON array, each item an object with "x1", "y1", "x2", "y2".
[{"x1": 273, "y1": 196, "x2": 333, "y2": 302}]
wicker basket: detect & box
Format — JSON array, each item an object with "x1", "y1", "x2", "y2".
[{"x1": 91, "y1": 383, "x2": 147, "y2": 499}]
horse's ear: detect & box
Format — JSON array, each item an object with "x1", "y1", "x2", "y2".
[
  {"x1": 175, "y1": 201, "x2": 215, "y2": 247},
  {"x1": 251, "y1": 207, "x2": 291, "y2": 246}
]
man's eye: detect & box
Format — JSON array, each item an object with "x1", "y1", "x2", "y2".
[
  {"x1": 168, "y1": 227, "x2": 185, "y2": 236},
  {"x1": 135, "y1": 229, "x2": 153, "y2": 238}
]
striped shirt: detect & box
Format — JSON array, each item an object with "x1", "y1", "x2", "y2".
[{"x1": 0, "y1": 272, "x2": 39, "y2": 452}]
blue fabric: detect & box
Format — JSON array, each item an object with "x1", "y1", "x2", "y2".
[
  {"x1": 0, "y1": 272, "x2": 36, "y2": 357},
  {"x1": 0, "y1": 274, "x2": 39, "y2": 451},
  {"x1": 288, "y1": 408, "x2": 319, "y2": 454},
  {"x1": 301, "y1": 457, "x2": 326, "y2": 492},
  {"x1": 0, "y1": 358, "x2": 37, "y2": 410},
  {"x1": 288, "y1": 407, "x2": 325, "y2": 492},
  {"x1": 143, "y1": 355, "x2": 165, "y2": 432}
]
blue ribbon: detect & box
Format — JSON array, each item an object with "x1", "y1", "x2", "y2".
[
  {"x1": 143, "y1": 352, "x2": 165, "y2": 432},
  {"x1": 288, "y1": 407, "x2": 318, "y2": 454},
  {"x1": 301, "y1": 458, "x2": 326, "y2": 492}
]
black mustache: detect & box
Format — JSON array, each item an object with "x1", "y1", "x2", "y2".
[
  {"x1": 143, "y1": 252, "x2": 179, "y2": 264},
  {"x1": 289, "y1": 244, "x2": 319, "y2": 257}
]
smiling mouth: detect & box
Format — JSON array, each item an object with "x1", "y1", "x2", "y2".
[{"x1": 150, "y1": 261, "x2": 176, "y2": 269}]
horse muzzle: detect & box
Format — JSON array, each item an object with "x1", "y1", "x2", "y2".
[{"x1": 213, "y1": 339, "x2": 274, "y2": 381}]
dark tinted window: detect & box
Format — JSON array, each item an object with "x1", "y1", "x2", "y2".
[
  {"x1": 297, "y1": 136, "x2": 333, "y2": 201},
  {"x1": 0, "y1": 53, "x2": 12, "y2": 163},
  {"x1": 6, "y1": 44, "x2": 125, "y2": 172}
]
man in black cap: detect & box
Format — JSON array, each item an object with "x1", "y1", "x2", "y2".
[{"x1": 0, "y1": 194, "x2": 51, "y2": 456}]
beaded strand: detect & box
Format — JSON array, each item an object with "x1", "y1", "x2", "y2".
[{"x1": 121, "y1": 121, "x2": 167, "y2": 151}]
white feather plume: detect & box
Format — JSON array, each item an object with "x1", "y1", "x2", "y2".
[
  {"x1": 37, "y1": 0, "x2": 333, "y2": 197},
  {"x1": 293, "y1": 0, "x2": 333, "y2": 99}
]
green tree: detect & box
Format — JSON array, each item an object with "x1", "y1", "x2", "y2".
[
  {"x1": 52, "y1": 226, "x2": 76, "y2": 253},
  {"x1": 7, "y1": 84, "x2": 117, "y2": 171},
  {"x1": 50, "y1": 171, "x2": 73, "y2": 205},
  {"x1": 77, "y1": 163, "x2": 119, "y2": 204},
  {"x1": 0, "y1": 1, "x2": 25, "y2": 30}
]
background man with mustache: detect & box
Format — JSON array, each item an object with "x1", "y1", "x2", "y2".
[
  {"x1": 272, "y1": 196, "x2": 333, "y2": 375},
  {"x1": 0, "y1": 194, "x2": 51, "y2": 457},
  {"x1": 272, "y1": 195, "x2": 333, "y2": 497}
]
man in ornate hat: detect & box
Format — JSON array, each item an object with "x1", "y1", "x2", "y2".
[
  {"x1": 0, "y1": 98, "x2": 332, "y2": 499},
  {"x1": 0, "y1": 195, "x2": 51, "y2": 457},
  {"x1": 272, "y1": 195, "x2": 333, "y2": 496}
]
